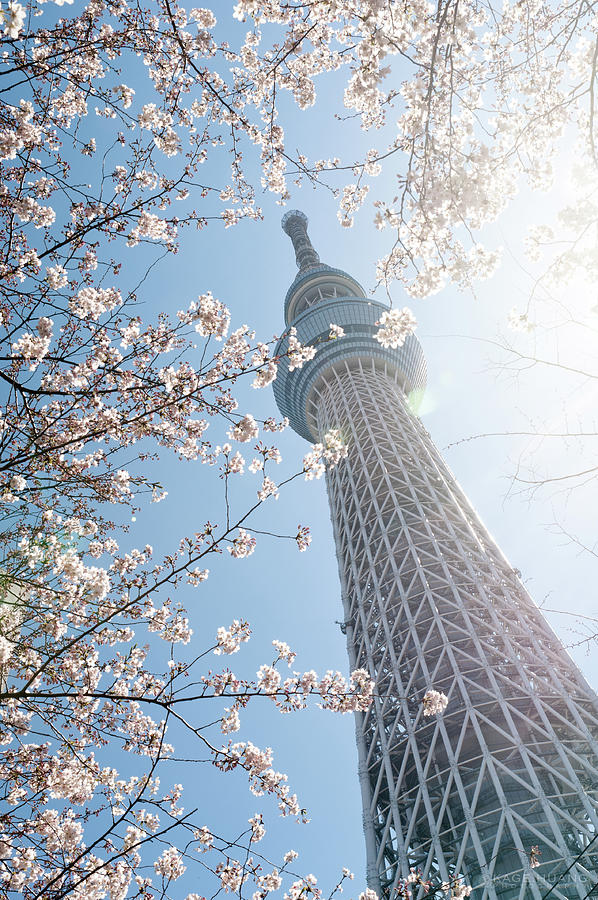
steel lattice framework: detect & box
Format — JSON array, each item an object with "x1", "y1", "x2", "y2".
[{"x1": 273, "y1": 211, "x2": 598, "y2": 900}]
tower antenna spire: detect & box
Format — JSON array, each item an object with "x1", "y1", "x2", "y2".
[{"x1": 281, "y1": 209, "x2": 320, "y2": 271}]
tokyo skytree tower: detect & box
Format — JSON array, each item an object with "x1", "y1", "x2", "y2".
[{"x1": 273, "y1": 211, "x2": 598, "y2": 900}]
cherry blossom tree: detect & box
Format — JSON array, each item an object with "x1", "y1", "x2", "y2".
[{"x1": 0, "y1": 1, "x2": 375, "y2": 889}]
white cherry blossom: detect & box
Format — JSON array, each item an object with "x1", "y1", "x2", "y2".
[
  {"x1": 374, "y1": 308, "x2": 417, "y2": 349},
  {"x1": 422, "y1": 689, "x2": 449, "y2": 716}
]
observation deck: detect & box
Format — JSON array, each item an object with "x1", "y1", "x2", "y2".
[{"x1": 273, "y1": 210, "x2": 427, "y2": 442}]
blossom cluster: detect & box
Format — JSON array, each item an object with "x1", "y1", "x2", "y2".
[
  {"x1": 0, "y1": 2, "x2": 25, "y2": 39},
  {"x1": 422, "y1": 689, "x2": 449, "y2": 716},
  {"x1": 251, "y1": 665, "x2": 374, "y2": 715},
  {"x1": 286, "y1": 328, "x2": 317, "y2": 372},
  {"x1": 215, "y1": 620, "x2": 252, "y2": 655},
  {"x1": 440, "y1": 880, "x2": 473, "y2": 898},
  {"x1": 303, "y1": 430, "x2": 349, "y2": 481},
  {"x1": 374, "y1": 308, "x2": 417, "y2": 350}
]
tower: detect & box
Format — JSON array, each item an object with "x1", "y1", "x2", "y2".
[{"x1": 273, "y1": 211, "x2": 598, "y2": 899}]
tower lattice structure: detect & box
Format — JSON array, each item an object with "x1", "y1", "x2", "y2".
[{"x1": 273, "y1": 211, "x2": 598, "y2": 900}]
